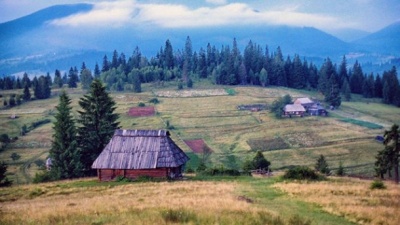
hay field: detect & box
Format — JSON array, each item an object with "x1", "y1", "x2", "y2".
[
  {"x1": 0, "y1": 177, "x2": 361, "y2": 225},
  {"x1": 1, "y1": 84, "x2": 398, "y2": 183}
]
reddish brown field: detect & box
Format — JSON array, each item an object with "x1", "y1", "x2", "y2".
[
  {"x1": 184, "y1": 139, "x2": 212, "y2": 153},
  {"x1": 128, "y1": 106, "x2": 155, "y2": 117}
]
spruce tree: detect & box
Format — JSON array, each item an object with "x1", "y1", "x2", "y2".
[
  {"x1": 77, "y1": 79, "x2": 120, "y2": 175},
  {"x1": 22, "y1": 85, "x2": 31, "y2": 101},
  {"x1": 315, "y1": 155, "x2": 330, "y2": 175},
  {"x1": 0, "y1": 161, "x2": 12, "y2": 187},
  {"x1": 381, "y1": 124, "x2": 400, "y2": 183},
  {"x1": 50, "y1": 91, "x2": 82, "y2": 179}
]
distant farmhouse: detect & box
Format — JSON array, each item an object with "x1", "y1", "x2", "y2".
[
  {"x1": 284, "y1": 97, "x2": 328, "y2": 117},
  {"x1": 283, "y1": 104, "x2": 306, "y2": 117},
  {"x1": 92, "y1": 129, "x2": 189, "y2": 181}
]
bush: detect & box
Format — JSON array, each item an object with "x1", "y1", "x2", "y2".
[
  {"x1": 370, "y1": 180, "x2": 386, "y2": 190},
  {"x1": 199, "y1": 166, "x2": 241, "y2": 176},
  {"x1": 138, "y1": 102, "x2": 146, "y2": 107},
  {"x1": 34, "y1": 159, "x2": 45, "y2": 169},
  {"x1": 161, "y1": 208, "x2": 197, "y2": 223},
  {"x1": 196, "y1": 162, "x2": 207, "y2": 172},
  {"x1": 288, "y1": 214, "x2": 312, "y2": 225},
  {"x1": 0, "y1": 162, "x2": 12, "y2": 187},
  {"x1": 336, "y1": 162, "x2": 345, "y2": 176},
  {"x1": 32, "y1": 171, "x2": 54, "y2": 183},
  {"x1": 114, "y1": 175, "x2": 132, "y2": 182},
  {"x1": 10, "y1": 153, "x2": 21, "y2": 161},
  {"x1": 315, "y1": 155, "x2": 330, "y2": 175},
  {"x1": 283, "y1": 166, "x2": 322, "y2": 180},
  {"x1": 148, "y1": 98, "x2": 160, "y2": 104}
]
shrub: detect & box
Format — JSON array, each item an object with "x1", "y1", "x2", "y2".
[
  {"x1": 32, "y1": 171, "x2": 54, "y2": 183},
  {"x1": 0, "y1": 161, "x2": 12, "y2": 187},
  {"x1": 10, "y1": 153, "x2": 21, "y2": 161},
  {"x1": 161, "y1": 208, "x2": 197, "y2": 223},
  {"x1": 336, "y1": 162, "x2": 345, "y2": 176},
  {"x1": 114, "y1": 175, "x2": 132, "y2": 182},
  {"x1": 200, "y1": 167, "x2": 241, "y2": 176},
  {"x1": 196, "y1": 162, "x2": 207, "y2": 172},
  {"x1": 34, "y1": 159, "x2": 45, "y2": 169},
  {"x1": 370, "y1": 180, "x2": 386, "y2": 190},
  {"x1": 138, "y1": 102, "x2": 146, "y2": 107},
  {"x1": 315, "y1": 155, "x2": 330, "y2": 175},
  {"x1": 148, "y1": 98, "x2": 160, "y2": 104},
  {"x1": 288, "y1": 214, "x2": 312, "y2": 225},
  {"x1": 283, "y1": 166, "x2": 322, "y2": 180}
]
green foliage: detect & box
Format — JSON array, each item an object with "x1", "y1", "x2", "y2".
[
  {"x1": 178, "y1": 80, "x2": 183, "y2": 90},
  {"x1": 315, "y1": 155, "x2": 330, "y2": 175},
  {"x1": 34, "y1": 159, "x2": 45, "y2": 169},
  {"x1": 339, "y1": 118, "x2": 383, "y2": 129},
  {"x1": 114, "y1": 176, "x2": 132, "y2": 182},
  {"x1": 376, "y1": 124, "x2": 400, "y2": 182},
  {"x1": 196, "y1": 161, "x2": 207, "y2": 172},
  {"x1": 283, "y1": 166, "x2": 322, "y2": 180},
  {"x1": 0, "y1": 134, "x2": 10, "y2": 143},
  {"x1": 0, "y1": 161, "x2": 12, "y2": 187},
  {"x1": 33, "y1": 75, "x2": 51, "y2": 99},
  {"x1": 288, "y1": 214, "x2": 312, "y2": 225},
  {"x1": 199, "y1": 166, "x2": 241, "y2": 176},
  {"x1": 370, "y1": 180, "x2": 386, "y2": 190},
  {"x1": 242, "y1": 151, "x2": 271, "y2": 173},
  {"x1": 225, "y1": 88, "x2": 236, "y2": 96},
  {"x1": 80, "y1": 69, "x2": 93, "y2": 90},
  {"x1": 148, "y1": 98, "x2": 160, "y2": 104},
  {"x1": 270, "y1": 94, "x2": 292, "y2": 118},
  {"x1": 336, "y1": 162, "x2": 345, "y2": 176},
  {"x1": 138, "y1": 102, "x2": 146, "y2": 107},
  {"x1": 161, "y1": 208, "x2": 197, "y2": 223},
  {"x1": 77, "y1": 79, "x2": 120, "y2": 176},
  {"x1": 165, "y1": 120, "x2": 175, "y2": 130},
  {"x1": 32, "y1": 171, "x2": 54, "y2": 183},
  {"x1": 10, "y1": 153, "x2": 20, "y2": 161},
  {"x1": 50, "y1": 91, "x2": 82, "y2": 179}
]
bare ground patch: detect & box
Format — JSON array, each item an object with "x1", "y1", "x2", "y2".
[
  {"x1": 184, "y1": 139, "x2": 213, "y2": 153},
  {"x1": 127, "y1": 106, "x2": 155, "y2": 117}
]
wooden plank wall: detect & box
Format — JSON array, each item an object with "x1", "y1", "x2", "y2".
[{"x1": 98, "y1": 168, "x2": 168, "y2": 181}]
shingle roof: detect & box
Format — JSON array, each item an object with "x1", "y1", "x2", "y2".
[
  {"x1": 284, "y1": 104, "x2": 306, "y2": 112},
  {"x1": 92, "y1": 130, "x2": 189, "y2": 169},
  {"x1": 294, "y1": 97, "x2": 314, "y2": 105}
]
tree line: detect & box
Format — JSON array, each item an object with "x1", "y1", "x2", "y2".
[{"x1": 1, "y1": 36, "x2": 399, "y2": 108}]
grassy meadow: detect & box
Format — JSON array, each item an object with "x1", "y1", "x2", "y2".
[
  {"x1": 1, "y1": 82, "x2": 400, "y2": 224},
  {"x1": 1, "y1": 82, "x2": 400, "y2": 183},
  {"x1": 0, "y1": 176, "x2": 399, "y2": 225}
]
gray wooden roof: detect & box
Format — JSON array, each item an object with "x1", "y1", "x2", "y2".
[
  {"x1": 284, "y1": 104, "x2": 306, "y2": 112},
  {"x1": 294, "y1": 97, "x2": 314, "y2": 105},
  {"x1": 92, "y1": 130, "x2": 189, "y2": 169}
]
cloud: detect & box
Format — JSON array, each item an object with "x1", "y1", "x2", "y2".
[
  {"x1": 50, "y1": 1, "x2": 356, "y2": 31},
  {"x1": 205, "y1": 0, "x2": 227, "y2": 5},
  {"x1": 50, "y1": 1, "x2": 136, "y2": 27}
]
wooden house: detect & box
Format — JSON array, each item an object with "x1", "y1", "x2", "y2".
[
  {"x1": 308, "y1": 104, "x2": 328, "y2": 116},
  {"x1": 294, "y1": 97, "x2": 314, "y2": 109},
  {"x1": 92, "y1": 129, "x2": 189, "y2": 181},
  {"x1": 283, "y1": 104, "x2": 306, "y2": 117}
]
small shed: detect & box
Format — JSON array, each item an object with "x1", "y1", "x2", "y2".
[
  {"x1": 283, "y1": 104, "x2": 306, "y2": 117},
  {"x1": 308, "y1": 104, "x2": 328, "y2": 116},
  {"x1": 92, "y1": 129, "x2": 189, "y2": 181},
  {"x1": 294, "y1": 97, "x2": 314, "y2": 109}
]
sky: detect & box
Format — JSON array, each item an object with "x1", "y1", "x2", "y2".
[{"x1": 0, "y1": 0, "x2": 399, "y2": 33}]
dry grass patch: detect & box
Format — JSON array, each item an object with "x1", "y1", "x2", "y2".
[
  {"x1": 273, "y1": 177, "x2": 400, "y2": 225},
  {"x1": 154, "y1": 89, "x2": 228, "y2": 97},
  {"x1": 0, "y1": 179, "x2": 275, "y2": 225}
]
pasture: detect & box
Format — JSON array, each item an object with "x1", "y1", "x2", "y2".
[{"x1": 1, "y1": 84, "x2": 400, "y2": 183}]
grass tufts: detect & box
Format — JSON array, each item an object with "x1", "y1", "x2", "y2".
[{"x1": 160, "y1": 208, "x2": 197, "y2": 223}]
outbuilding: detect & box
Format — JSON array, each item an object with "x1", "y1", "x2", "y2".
[
  {"x1": 294, "y1": 97, "x2": 314, "y2": 109},
  {"x1": 283, "y1": 104, "x2": 306, "y2": 117},
  {"x1": 92, "y1": 129, "x2": 189, "y2": 181}
]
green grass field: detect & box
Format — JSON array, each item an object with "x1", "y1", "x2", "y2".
[{"x1": 1, "y1": 83, "x2": 399, "y2": 184}]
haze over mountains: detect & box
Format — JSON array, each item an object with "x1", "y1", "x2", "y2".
[{"x1": 0, "y1": 3, "x2": 399, "y2": 76}]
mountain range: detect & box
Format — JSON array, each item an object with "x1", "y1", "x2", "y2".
[{"x1": 0, "y1": 3, "x2": 399, "y2": 76}]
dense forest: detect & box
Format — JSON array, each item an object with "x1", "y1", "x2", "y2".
[{"x1": 1, "y1": 37, "x2": 399, "y2": 107}]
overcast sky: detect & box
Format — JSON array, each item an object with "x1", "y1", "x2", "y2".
[{"x1": 1, "y1": 0, "x2": 399, "y2": 33}]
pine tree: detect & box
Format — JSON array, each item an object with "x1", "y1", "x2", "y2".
[
  {"x1": 50, "y1": 91, "x2": 82, "y2": 179},
  {"x1": 77, "y1": 79, "x2": 120, "y2": 175},
  {"x1": 102, "y1": 55, "x2": 110, "y2": 72},
  {"x1": 80, "y1": 69, "x2": 93, "y2": 90},
  {"x1": 94, "y1": 63, "x2": 101, "y2": 79},
  {"x1": 374, "y1": 74, "x2": 383, "y2": 98},
  {"x1": 54, "y1": 69, "x2": 63, "y2": 88},
  {"x1": 341, "y1": 78, "x2": 351, "y2": 101},
  {"x1": 22, "y1": 85, "x2": 31, "y2": 101},
  {"x1": 68, "y1": 67, "x2": 78, "y2": 88},
  {"x1": 21, "y1": 72, "x2": 31, "y2": 88},
  {"x1": 259, "y1": 68, "x2": 269, "y2": 87},
  {"x1": 34, "y1": 75, "x2": 51, "y2": 99},
  {"x1": 0, "y1": 161, "x2": 12, "y2": 187},
  {"x1": 382, "y1": 124, "x2": 400, "y2": 183},
  {"x1": 315, "y1": 155, "x2": 330, "y2": 175}
]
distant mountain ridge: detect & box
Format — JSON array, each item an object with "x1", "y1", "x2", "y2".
[{"x1": 0, "y1": 3, "x2": 398, "y2": 75}]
